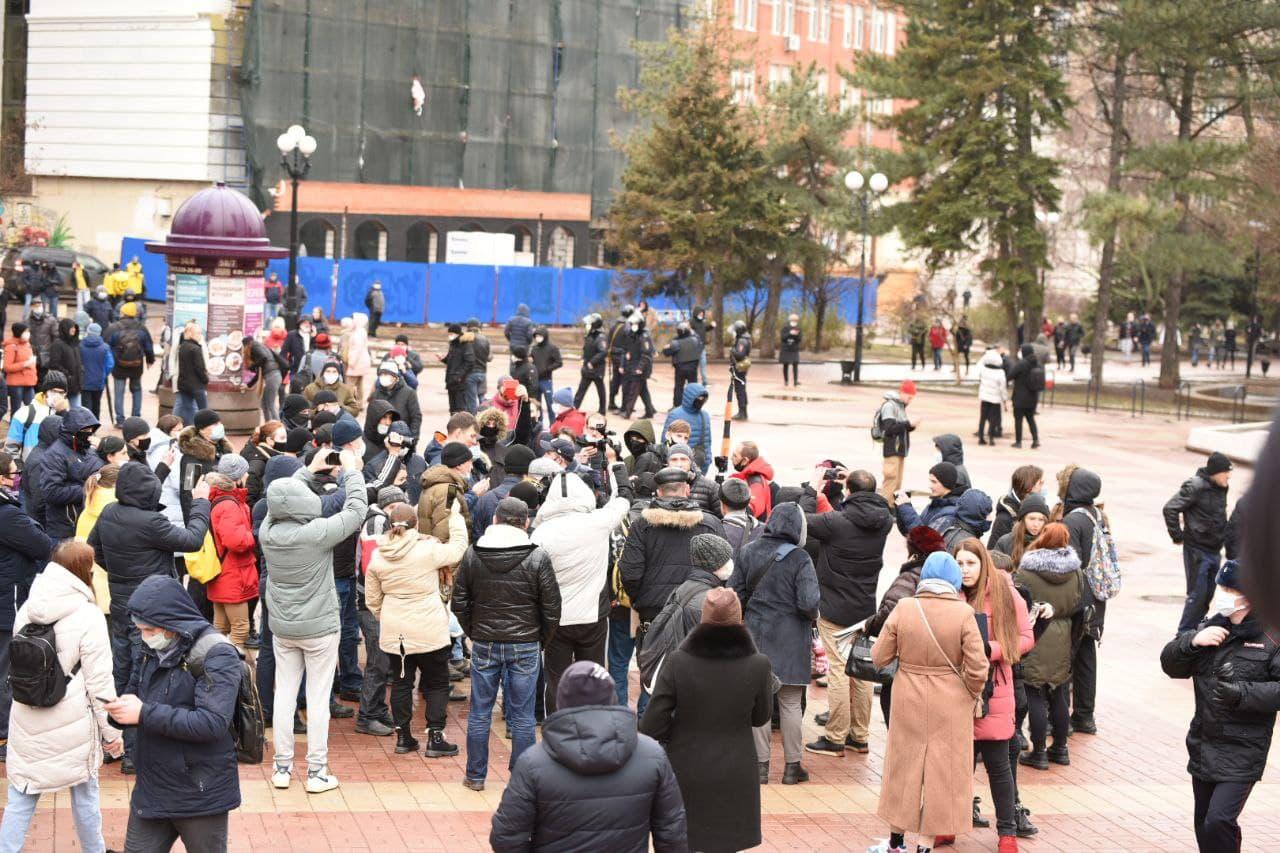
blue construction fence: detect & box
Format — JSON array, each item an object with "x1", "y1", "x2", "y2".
[{"x1": 121, "y1": 237, "x2": 879, "y2": 327}]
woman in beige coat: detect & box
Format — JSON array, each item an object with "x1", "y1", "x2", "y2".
[
  {"x1": 366, "y1": 501, "x2": 467, "y2": 759},
  {"x1": 870, "y1": 551, "x2": 989, "y2": 853},
  {"x1": 0, "y1": 542, "x2": 122, "y2": 853}
]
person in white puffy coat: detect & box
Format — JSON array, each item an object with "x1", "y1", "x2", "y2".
[
  {"x1": 976, "y1": 347, "x2": 1008, "y2": 446},
  {"x1": 0, "y1": 541, "x2": 122, "y2": 853},
  {"x1": 530, "y1": 462, "x2": 631, "y2": 715}
]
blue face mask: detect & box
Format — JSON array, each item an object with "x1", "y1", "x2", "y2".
[{"x1": 210, "y1": 424, "x2": 226, "y2": 441}]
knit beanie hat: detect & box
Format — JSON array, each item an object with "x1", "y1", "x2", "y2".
[
  {"x1": 690, "y1": 534, "x2": 733, "y2": 574},
  {"x1": 905, "y1": 525, "x2": 946, "y2": 557},
  {"x1": 920, "y1": 552, "x2": 962, "y2": 591},
  {"x1": 121, "y1": 417, "x2": 151, "y2": 442},
  {"x1": 86, "y1": 323, "x2": 102, "y2": 337},
  {"x1": 441, "y1": 442, "x2": 471, "y2": 467},
  {"x1": 509, "y1": 481, "x2": 542, "y2": 511},
  {"x1": 553, "y1": 387, "x2": 574, "y2": 409},
  {"x1": 215, "y1": 454, "x2": 250, "y2": 482},
  {"x1": 666, "y1": 443, "x2": 694, "y2": 463},
  {"x1": 1018, "y1": 494, "x2": 1051, "y2": 520},
  {"x1": 929, "y1": 461, "x2": 960, "y2": 492},
  {"x1": 331, "y1": 418, "x2": 363, "y2": 448},
  {"x1": 193, "y1": 409, "x2": 221, "y2": 430},
  {"x1": 1205, "y1": 451, "x2": 1233, "y2": 476},
  {"x1": 701, "y1": 587, "x2": 742, "y2": 626},
  {"x1": 719, "y1": 478, "x2": 752, "y2": 510},
  {"x1": 555, "y1": 661, "x2": 616, "y2": 709},
  {"x1": 377, "y1": 486, "x2": 408, "y2": 507},
  {"x1": 504, "y1": 445, "x2": 535, "y2": 476}
]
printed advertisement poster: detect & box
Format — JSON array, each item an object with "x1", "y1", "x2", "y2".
[
  {"x1": 243, "y1": 276, "x2": 265, "y2": 339},
  {"x1": 205, "y1": 276, "x2": 246, "y2": 386},
  {"x1": 172, "y1": 274, "x2": 208, "y2": 330}
]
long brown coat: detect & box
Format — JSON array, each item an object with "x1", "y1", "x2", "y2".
[{"x1": 872, "y1": 590, "x2": 989, "y2": 837}]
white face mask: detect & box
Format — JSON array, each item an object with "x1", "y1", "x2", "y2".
[
  {"x1": 1212, "y1": 588, "x2": 1246, "y2": 619},
  {"x1": 714, "y1": 559, "x2": 734, "y2": 581},
  {"x1": 142, "y1": 631, "x2": 174, "y2": 651},
  {"x1": 377, "y1": 423, "x2": 390, "y2": 435},
  {"x1": 379, "y1": 374, "x2": 396, "y2": 388},
  {"x1": 323, "y1": 371, "x2": 339, "y2": 384},
  {"x1": 210, "y1": 424, "x2": 226, "y2": 441}
]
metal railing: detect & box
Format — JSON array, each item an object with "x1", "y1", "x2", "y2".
[
  {"x1": 1230, "y1": 385, "x2": 1248, "y2": 424},
  {"x1": 1175, "y1": 382, "x2": 1192, "y2": 420},
  {"x1": 1130, "y1": 379, "x2": 1146, "y2": 418},
  {"x1": 1083, "y1": 377, "x2": 1102, "y2": 412}
]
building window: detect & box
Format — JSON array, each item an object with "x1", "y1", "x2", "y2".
[
  {"x1": 839, "y1": 79, "x2": 861, "y2": 113},
  {"x1": 299, "y1": 219, "x2": 335, "y2": 259},
  {"x1": 783, "y1": 0, "x2": 796, "y2": 35},
  {"x1": 771, "y1": 0, "x2": 784, "y2": 34},
  {"x1": 734, "y1": 0, "x2": 758, "y2": 30},
  {"x1": 406, "y1": 222, "x2": 439, "y2": 263},
  {"x1": 807, "y1": 1, "x2": 819, "y2": 40},
  {"x1": 731, "y1": 69, "x2": 757, "y2": 104},
  {"x1": 885, "y1": 11, "x2": 895, "y2": 55},
  {"x1": 854, "y1": 4, "x2": 864, "y2": 49},
  {"x1": 871, "y1": 8, "x2": 885, "y2": 52},
  {"x1": 842, "y1": 4, "x2": 854, "y2": 47},
  {"x1": 818, "y1": 1, "x2": 831, "y2": 42},
  {"x1": 816, "y1": 71, "x2": 829, "y2": 98},
  {"x1": 354, "y1": 220, "x2": 388, "y2": 261},
  {"x1": 548, "y1": 226, "x2": 575, "y2": 268},
  {"x1": 768, "y1": 64, "x2": 792, "y2": 91},
  {"x1": 506, "y1": 226, "x2": 534, "y2": 254}
]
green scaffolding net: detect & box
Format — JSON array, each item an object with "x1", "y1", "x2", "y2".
[{"x1": 239, "y1": 0, "x2": 689, "y2": 217}]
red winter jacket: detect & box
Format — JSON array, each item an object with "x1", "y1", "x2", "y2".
[
  {"x1": 928, "y1": 325, "x2": 948, "y2": 349},
  {"x1": 550, "y1": 408, "x2": 587, "y2": 438},
  {"x1": 206, "y1": 486, "x2": 259, "y2": 604},
  {"x1": 972, "y1": 571, "x2": 1035, "y2": 742},
  {"x1": 730, "y1": 457, "x2": 775, "y2": 521}
]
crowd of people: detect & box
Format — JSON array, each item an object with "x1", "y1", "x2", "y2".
[{"x1": 0, "y1": 290, "x2": 1269, "y2": 853}]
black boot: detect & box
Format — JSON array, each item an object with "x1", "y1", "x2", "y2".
[
  {"x1": 781, "y1": 762, "x2": 809, "y2": 785},
  {"x1": 758, "y1": 761, "x2": 769, "y2": 785},
  {"x1": 972, "y1": 796, "x2": 990, "y2": 828},
  {"x1": 1047, "y1": 743, "x2": 1070, "y2": 765},
  {"x1": 1014, "y1": 802, "x2": 1039, "y2": 837},
  {"x1": 424, "y1": 728, "x2": 459, "y2": 758},
  {"x1": 1018, "y1": 748, "x2": 1049, "y2": 770},
  {"x1": 395, "y1": 728, "x2": 420, "y2": 755},
  {"x1": 1070, "y1": 713, "x2": 1097, "y2": 735}
]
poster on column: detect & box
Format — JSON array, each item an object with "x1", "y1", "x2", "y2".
[
  {"x1": 173, "y1": 274, "x2": 208, "y2": 330},
  {"x1": 206, "y1": 276, "x2": 246, "y2": 387},
  {"x1": 243, "y1": 277, "x2": 265, "y2": 340}
]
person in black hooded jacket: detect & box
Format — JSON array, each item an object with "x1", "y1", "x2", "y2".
[
  {"x1": 1007, "y1": 345, "x2": 1042, "y2": 448},
  {"x1": 1160, "y1": 561, "x2": 1280, "y2": 853},
  {"x1": 1055, "y1": 464, "x2": 1104, "y2": 734},
  {"x1": 89, "y1": 461, "x2": 210, "y2": 768},
  {"x1": 45, "y1": 319, "x2": 82, "y2": 405},
  {"x1": 490, "y1": 661, "x2": 687, "y2": 853},
  {"x1": 1163, "y1": 451, "x2": 1232, "y2": 633},
  {"x1": 361, "y1": 398, "x2": 401, "y2": 463},
  {"x1": 803, "y1": 469, "x2": 895, "y2": 756},
  {"x1": 40, "y1": 406, "x2": 104, "y2": 538},
  {"x1": 370, "y1": 360, "x2": 422, "y2": 450},
  {"x1": 932, "y1": 433, "x2": 971, "y2": 492},
  {"x1": 20, "y1": 415, "x2": 61, "y2": 524}
]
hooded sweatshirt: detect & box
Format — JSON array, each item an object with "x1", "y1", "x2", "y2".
[
  {"x1": 932, "y1": 433, "x2": 972, "y2": 492},
  {"x1": 261, "y1": 468, "x2": 367, "y2": 639},
  {"x1": 41, "y1": 406, "x2": 104, "y2": 538},
  {"x1": 662, "y1": 383, "x2": 712, "y2": 473},
  {"x1": 21, "y1": 415, "x2": 62, "y2": 522},
  {"x1": 531, "y1": 468, "x2": 630, "y2": 626},
  {"x1": 942, "y1": 488, "x2": 993, "y2": 552}
]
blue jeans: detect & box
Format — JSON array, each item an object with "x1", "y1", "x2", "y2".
[
  {"x1": 465, "y1": 640, "x2": 540, "y2": 782},
  {"x1": 41, "y1": 293, "x2": 56, "y2": 317},
  {"x1": 933, "y1": 347, "x2": 944, "y2": 369},
  {"x1": 173, "y1": 389, "x2": 207, "y2": 426},
  {"x1": 334, "y1": 577, "x2": 363, "y2": 693},
  {"x1": 76, "y1": 290, "x2": 89, "y2": 314},
  {"x1": 20, "y1": 294, "x2": 31, "y2": 321},
  {"x1": 607, "y1": 615, "x2": 634, "y2": 708},
  {"x1": 449, "y1": 612, "x2": 465, "y2": 662},
  {"x1": 465, "y1": 372, "x2": 486, "y2": 415},
  {"x1": 698, "y1": 349, "x2": 709, "y2": 386},
  {"x1": 357, "y1": 608, "x2": 390, "y2": 725},
  {"x1": 1178, "y1": 545, "x2": 1222, "y2": 632},
  {"x1": 264, "y1": 302, "x2": 280, "y2": 324},
  {"x1": 256, "y1": 577, "x2": 276, "y2": 714},
  {"x1": 113, "y1": 375, "x2": 142, "y2": 422},
  {"x1": 0, "y1": 778, "x2": 105, "y2": 853},
  {"x1": 538, "y1": 379, "x2": 555, "y2": 426}
]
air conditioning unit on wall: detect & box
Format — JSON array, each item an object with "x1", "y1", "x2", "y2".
[{"x1": 785, "y1": 34, "x2": 801, "y2": 51}]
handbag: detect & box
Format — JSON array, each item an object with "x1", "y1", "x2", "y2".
[
  {"x1": 911, "y1": 598, "x2": 986, "y2": 719},
  {"x1": 845, "y1": 631, "x2": 898, "y2": 685}
]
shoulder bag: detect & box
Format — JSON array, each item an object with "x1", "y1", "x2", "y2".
[{"x1": 911, "y1": 597, "x2": 986, "y2": 719}]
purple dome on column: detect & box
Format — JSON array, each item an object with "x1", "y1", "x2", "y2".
[{"x1": 147, "y1": 182, "x2": 287, "y2": 260}]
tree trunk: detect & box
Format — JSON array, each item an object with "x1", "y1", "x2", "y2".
[
  {"x1": 814, "y1": 292, "x2": 828, "y2": 352},
  {"x1": 1159, "y1": 66, "x2": 1198, "y2": 390},
  {"x1": 711, "y1": 273, "x2": 726, "y2": 359},
  {"x1": 690, "y1": 265, "x2": 706, "y2": 308},
  {"x1": 759, "y1": 261, "x2": 784, "y2": 359},
  {"x1": 1090, "y1": 49, "x2": 1131, "y2": 388}
]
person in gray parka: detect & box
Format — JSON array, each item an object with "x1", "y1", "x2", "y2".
[
  {"x1": 260, "y1": 451, "x2": 367, "y2": 794},
  {"x1": 731, "y1": 503, "x2": 820, "y2": 786}
]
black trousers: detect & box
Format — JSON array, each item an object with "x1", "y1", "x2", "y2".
[
  {"x1": 879, "y1": 678, "x2": 892, "y2": 727},
  {"x1": 1192, "y1": 777, "x2": 1252, "y2": 853},
  {"x1": 1027, "y1": 682, "x2": 1070, "y2": 750},
  {"x1": 543, "y1": 620, "x2": 608, "y2": 715},
  {"x1": 368, "y1": 310, "x2": 382, "y2": 337},
  {"x1": 82, "y1": 388, "x2": 103, "y2": 420},
  {"x1": 733, "y1": 373, "x2": 748, "y2": 415},
  {"x1": 622, "y1": 375, "x2": 654, "y2": 417},
  {"x1": 1014, "y1": 406, "x2": 1038, "y2": 444},
  {"x1": 391, "y1": 647, "x2": 451, "y2": 732},
  {"x1": 608, "y1": 367, "x2": 624, "y2": 408},
  {"x1": 672, "y1": 363, "x2": 698, "y2": 408},
  {"x1": 978, "y1": 401, "x2": 1001, "y2": 440},
  {"x1": 1072, "y1": 608, "x2": 1101, "y2": 721},
  {"x1": 782, "y1": 362, "x2": 798, "y2": 384},
  {"x1": 447, "y1": 385, "x2": 468, "y2": 414},
  {"x1": 575, "y1": 375, "x2": 606, "y2": 413},
  {"x1": 1010, "y1": 672, "x2": 1027, "y2": 789},
  {"x1": 910, "y1": 343, "x2": 926, "y2": 370},
  {"x1": 125, "y1": 811, "x2": 228, "y2": 853},
  {"x1": 975, "y1": 739, "x2": 1017, "y2": 837}
]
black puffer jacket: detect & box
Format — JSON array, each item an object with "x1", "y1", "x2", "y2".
[
  {"x1": 46, "y1": 320, "x2": 83, "y2": 395},
  {"x1": 1059, "y1": 467, "x2": 1105, "y2": 636},
  {"x1": 368, "y1": 375, "x2": 422, "y2": 447},
  {"x1": 490, "y1": 705, "x2": 688, "y2": 853},
  {"x1": 531, "y1": 337, "x2": 563, "y2": 380},
  {"x1": 88, "y1": 461, "x2": 210, "y2": 609},
  {"x1": 988, "y1": 490, "x2": 1021, "y2": 548},
  {"x1": 1161, "y1": 615, "x2": 1280, "y2": 782},
  {"x1": 176, "y1": 336, "x2": 209, "y2": 395},
  {"x1": 689, "y1": 474, "x2": 722, "y2": 519},
  {"x1": 864, "y1": 556, "x2": 924, "y2": 637},
  {"x1": 452, "y1": 525, "x2": 561, "y2": 644},
  {"x1": 804, "y1": 490, "x2": 895, "y2": 626},
  {"x1": 1008, "y1": 347, "x2": 1041, "y2": 410},
  {"x1": 619, "y1": 498, "x2": 725, "y2": 615},
  {"x1": 1162, "y1": 468, "x2": 1228, "y2": 551}
]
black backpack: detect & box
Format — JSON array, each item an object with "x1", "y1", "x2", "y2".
[
  {"x1": 184, "y1": 631, "x2": 265, "y2": 764},
  {"x1": 9, "y1": 621, "x2": 80, "y2": 708},
  {"x1": 114, "y1": 326, "x2": 145, "y2": 369}
]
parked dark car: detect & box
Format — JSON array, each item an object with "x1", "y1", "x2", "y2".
[{"x1": 0, "y1": 246, "x2": 109, "y2": 299}]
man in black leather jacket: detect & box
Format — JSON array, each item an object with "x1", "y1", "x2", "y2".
[
  {"x1": 451, "y1": 496, "x2": 560, "y2": 791},
  {"x1": 1163, "y1": 452, "x2": 1232, "y2": 633}
]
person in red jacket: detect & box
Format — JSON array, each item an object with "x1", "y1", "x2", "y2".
[
  {"x1": 548, "y1": 387, "x2": 586, "y2": 437},
  {"x1": 730, "y1": 441, "x2": 775, "y2": 521},
  {"x1": 205, "y1": 455, "x2": 259, "y2": 654},
  {"x1": 928, "y1": 319, "x2": 949, "y2": 371}
]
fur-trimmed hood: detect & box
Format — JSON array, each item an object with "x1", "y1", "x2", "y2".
[
  {"x1": 177, "y1": 426, "x2": 225, "y2": 463},
  {"x1": 680, "y1": 622, "x2": 757, "y2": 660},
  {"x1": 1019, "y1": 546, "x2": 1081, "y2": 581},
  {"x1": 642, "y1": 498, "x2": 706, "y2": 530}
]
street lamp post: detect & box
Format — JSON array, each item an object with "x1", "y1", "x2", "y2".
[
  {"x1": 276, "y1": 124, "x2": 317, "y2": 327},
  {"x1": 844, "y1": 170, "x2": 889, "y2": 383}
]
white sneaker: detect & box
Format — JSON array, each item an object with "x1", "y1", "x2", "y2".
[
  {"x1": 271, "y1": 766, "x2": 291, "y2": 789},
  {"x1": 305, "y1": 768, "x2": 340, "y2": 794}
]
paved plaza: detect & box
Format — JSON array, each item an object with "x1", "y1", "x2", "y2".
[{"x1": 4, "y1": 352, "x2": 1274, "y2": 852}]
